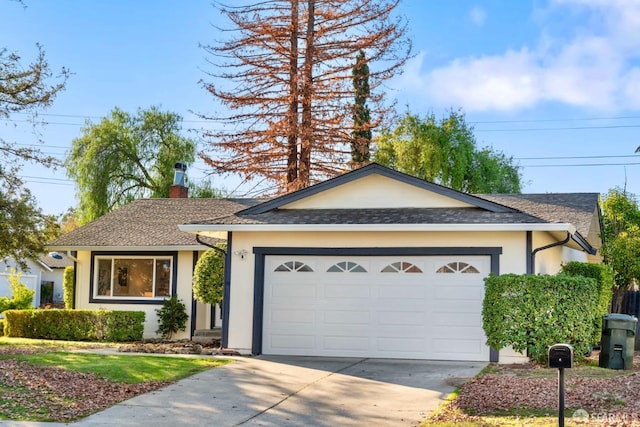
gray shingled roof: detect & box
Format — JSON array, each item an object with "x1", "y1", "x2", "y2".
[
  {"x1": 47, "y1": 198, "x2": 260, "y2": 248},
  {"x1": 39, "y1": 253, "x2": 74, "y2": 269},
  {"x1": 478, "y1": 193, "x2": 599, "y2": 238},
  {"x1": 47, "y1": 192, "x2": 600, "y2": 249},
  {"x1": 195, "y1": 207, "x2": 547, "y2": 225}
]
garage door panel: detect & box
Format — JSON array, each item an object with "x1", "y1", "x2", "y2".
[
  {"x1": 269, "y1": 334, "x2": 316, "y2": 351},
  {"x1": 322, "y1": 309, "x2": 370, "y2": 325},
  {"x1": 271, "y1": 282, "x2": 316, "y2": 298},
  {"x1": 377, "y1": 337, "x2": 426, "y2": 352},
  {"x1": 324, "y1": 283, "x2": 370, "y2": 298},
  {"x1": 434, "y1": 286, "x2": 483, "y2": 300},
  {"x1": 377, "y1": 284, "x2": 426, "y2": 299},
  {"x1": 378, "y1": 310, "x2": 426, "y2": 326},
  {"x1": 433, "y1": 312, "x2": 480, "y2": 327},
  {"x1": 270, "y1": 308, "x2": 316, "y2": 324},
  {"x1": 263, "y1": 255, "x2": 491, "y2": 361},
  {"x1": 323, "y1": 335, "x2": 370, "y2": 351}
]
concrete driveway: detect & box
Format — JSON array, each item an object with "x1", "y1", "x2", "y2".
[{"x1": 0, "y1": 355, "x2": 486, "y2": 427}]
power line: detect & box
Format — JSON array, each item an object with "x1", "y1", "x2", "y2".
[
  {"x1": 476, "y1": 124, "x2": 640, "y2": 132},
  {"x1": 523, "y1": 162, "x2": 640, "y2": 168},
  {"x1": 516, "y1": 154, "x2": 640, "y2": 161}
]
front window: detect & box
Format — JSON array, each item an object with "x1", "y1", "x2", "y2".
[{"x1": 93, "y1": 255, "x2": 173, "y2": 299}]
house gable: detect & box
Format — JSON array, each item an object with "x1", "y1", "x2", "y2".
[
  {"x1": 242, "y1": 163, "x2": 516, "y2": 214},
  {"x1": 281, "y1": 174, "x2": 475, "y2": 209}
]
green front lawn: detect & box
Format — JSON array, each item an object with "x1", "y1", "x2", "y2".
[{"x1": 0, "y1": 337, "x2": 230, "y2": 422}]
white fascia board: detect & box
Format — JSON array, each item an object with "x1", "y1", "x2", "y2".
[
  {"x1": 179, "y1": 223, "x2": 577, "y2": 234},
  {"x1": 36, "y1": 259, "x2": 54, "y2": 272},
  {"x1": 45, "y1": 245, "x2": 207, "y2": 252}
]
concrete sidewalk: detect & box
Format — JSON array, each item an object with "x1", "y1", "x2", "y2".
[{"x1": 0, "y1": 354, "x2": 486, "y2": 427}]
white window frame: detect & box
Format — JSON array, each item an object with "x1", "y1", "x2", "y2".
[{"x1": 92, "y1": 255, "x2": 173, "y2": 300}]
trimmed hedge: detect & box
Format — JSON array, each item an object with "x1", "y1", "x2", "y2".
[
  {"x1": 483, "y1": 274, "x2": 600, "y2": 364},
  {"x1": 561, "y1": 261, "x2": 614, "y2": 344},
  {"x1": 0, "y1": 319, "x2": 4, "y2": 337},
  {"x1": 2, "y1": 309, "x2": 145, "y2": 342}
]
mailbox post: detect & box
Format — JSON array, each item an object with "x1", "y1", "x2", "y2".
[{"x1": 548, "y1": 344, "x2": 574, "y2": 427}]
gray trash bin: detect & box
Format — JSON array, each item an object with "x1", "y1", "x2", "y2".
[{"x1": 599, "y1": 313, "x2": 637, "y2": 370}]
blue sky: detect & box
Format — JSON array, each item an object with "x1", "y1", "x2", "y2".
[{"x1": 3, "y1": 0, "x2": 640, "y2": 216}]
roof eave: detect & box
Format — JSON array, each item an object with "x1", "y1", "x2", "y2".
[
  {"x1": 179, "y1": 223, "x2": 578, "y2": 234},
  {"x1": 45, "y1": 244, "x2": 212, "y2": 252}
]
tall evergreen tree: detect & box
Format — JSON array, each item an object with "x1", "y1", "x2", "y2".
[
  {"x1": 199, "y1": 0, "x2": 411, "y2": 192},
  {"x1": 351, "y1": 50, "x2": 372, "y2": 168}
]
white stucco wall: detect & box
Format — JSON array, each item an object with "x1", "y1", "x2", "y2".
[
  {"x1": 282, "y1": 174, "x2": 474, "y2": 209},
  {"x1": 74, "y1": 250, "x2": 196, "y2": 339},
  {"x1": 532, "y1": 232, "x2": 590, "y2": 275},
  {"x1": 225, "y1": 230, "x2": 529, "y2": 354}
]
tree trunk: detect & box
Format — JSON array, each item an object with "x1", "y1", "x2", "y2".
[
  {"x1": 286, "y1": 0, "x2": 300, "y2": 192},
  {"x1": 299, "y1": 0, "x2": 315, "y2": 190}
]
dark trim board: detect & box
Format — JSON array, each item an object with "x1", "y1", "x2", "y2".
[
  {"x1": 221, "y1": 232, "x2": 233, "y2": 348},
  {"x1": 251, "y1": 246, "x2": 502, "y2": 362},
  {"x1": 190, "y1": 251, "x2": 199, "y2": 339}
]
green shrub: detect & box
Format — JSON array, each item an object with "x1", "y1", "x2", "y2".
[
  {"x1": 0, "y1": 319, "x2": 4, "y2": 337},
  {"x1": 63, "y1": 266, "x2": 75, "y2": 309},
  {"x1": 192, "y1": 245, "x2": 226, "y2": 306},
  {"x1": 2, "y1": 309, "x2": 144, "y2": 341},
  {"x1": 483, "y1": 274, "x2": 600, "y2": 364},
  {"x1": 156, "y1": 296, "x2": 188, "y2": 339},
  {"x1": 561, "y1": 261, "x2": 614, "y2": 343}
]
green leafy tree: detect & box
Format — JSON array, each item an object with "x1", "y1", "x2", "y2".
[
  {"x1": 351, "y1": 50, "x2": 372, "y2": 168},
  {"x1": 599, "y1": 188, "x2": 640, "y2": 312},
  {"x1": 0, "y1": 269, "x2": 35, "y2": 313},
  {"x1": 1, "y1": 8, "x2": 69, "y2": 268},
  {"x1": 188, "y1": 179, "x2": 228, "y2": 199},
  {"x1": 66, "y1": 107, "x2": 196, "y2": 224},
  {"x1": 375, "y1": 111, "x2": 521, "y2": 193},
  {"x1": 192, "y1": 245, "x2": 226, "y2": 307}
]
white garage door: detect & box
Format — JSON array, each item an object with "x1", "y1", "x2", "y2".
[{"x1": 262, "y1": 255, "x2": 491, "y2": 361}]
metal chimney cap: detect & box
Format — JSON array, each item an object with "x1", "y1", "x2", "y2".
[{"x1": 174, "y1": 162, "x2": 187, "y2": 171}]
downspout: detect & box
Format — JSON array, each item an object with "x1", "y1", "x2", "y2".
[{"x1": 530, "y1": 232, "x2": 571, "y2": 274}]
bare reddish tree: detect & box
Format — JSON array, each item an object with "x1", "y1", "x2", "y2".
[{"x1": 199, "y1": 0, "x2": 411, "y2": 193}]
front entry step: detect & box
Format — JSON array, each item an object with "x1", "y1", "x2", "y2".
[{"x1": 193, "y1": 328, "x2": 222, "y2": 342}]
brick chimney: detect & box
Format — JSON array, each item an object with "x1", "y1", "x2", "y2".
[{"x1": 169, "y1": 162, "x2": 188, "y2": 198}]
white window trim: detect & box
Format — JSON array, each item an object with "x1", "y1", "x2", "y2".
[{"x1": 93, "y1": 255, "x2": 173, "y2": 300}]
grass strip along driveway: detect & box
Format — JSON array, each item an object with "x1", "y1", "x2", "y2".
[{"x1": 0, "y1": 337, "x2": 229, "y2": 422}]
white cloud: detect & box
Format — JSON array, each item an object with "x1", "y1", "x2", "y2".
[
  {"x1": 403, "y1": 1, "x2": 640, "y2": 112},
  {"x1": 468, "y1": 6, "x2": 487, "y2": 27}
]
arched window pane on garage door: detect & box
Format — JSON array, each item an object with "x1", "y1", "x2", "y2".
[
  {"x1": 274, "y1": 261, "x2": 314, "y2": 272},
  {"x1": 327, "y1": 261, "x2": 367, "y2": 273},
  {"x1": 436, "y1": 262, "x2": 480, "y2": 274},
  {"x1": 380, "y1": 261, "x2": 423, "y2": 273}
]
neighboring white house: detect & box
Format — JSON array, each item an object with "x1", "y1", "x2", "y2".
[
  {"x1": 0, "y1": 253, "x2": 73, "y2": 308},
  {"x1": 48, "y1": 163, "x2": 602, "y2": 363}
]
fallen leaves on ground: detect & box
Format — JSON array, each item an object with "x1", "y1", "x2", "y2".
[
  {"x1": 430, "y1": 352, "x2": 640, "y2": 426},
  {"x1": 0, "y1": 347, "x2": 169, "y2": 422}
]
